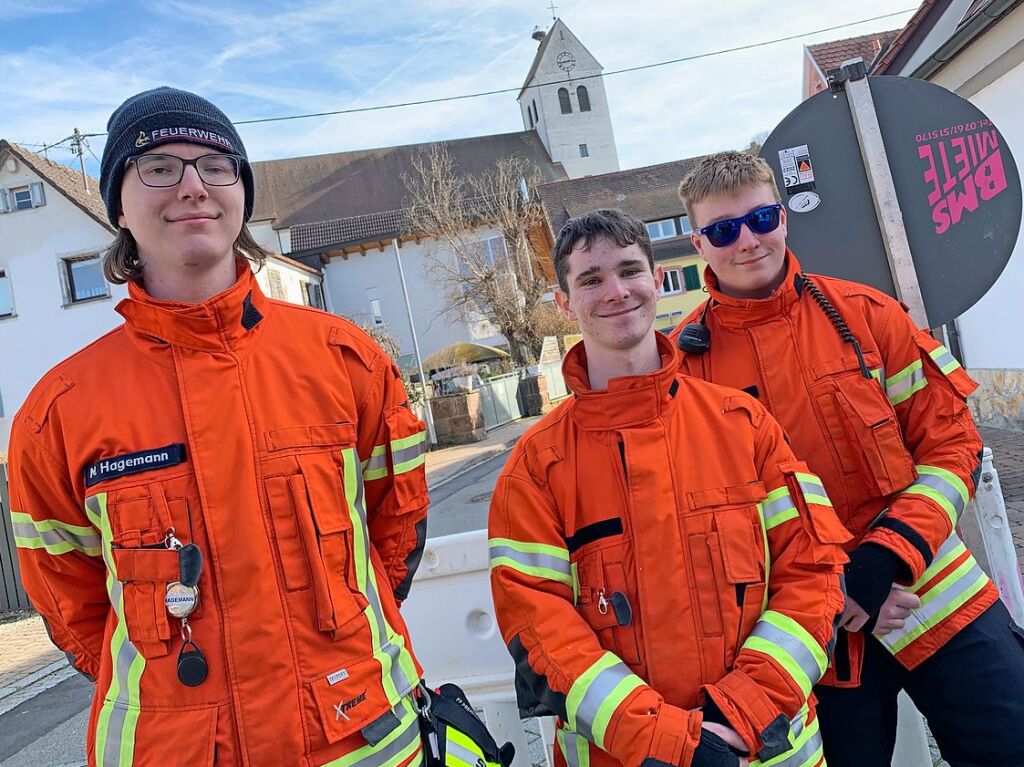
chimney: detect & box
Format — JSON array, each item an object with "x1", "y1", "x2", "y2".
[{"x1": 532, "y1": 27, "x2": 546, "y2": 43}]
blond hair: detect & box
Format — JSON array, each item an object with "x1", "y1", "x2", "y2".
[
  {"x1": 102, "y1": 227, "x2": 271, "y2": 284},
  {"x1": 678, "y1": 151, "x2": 780, "y2": 228}
]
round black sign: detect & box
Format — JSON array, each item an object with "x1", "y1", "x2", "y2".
[{"x1": 761, "y1": 75, "x2": 1022, "y2": 327}]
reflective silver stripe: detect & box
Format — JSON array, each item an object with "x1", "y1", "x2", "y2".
[
  {"x1": 796, "y1": 478, "x2": 827, "y2": 500},
  {"x1": 321, "y1": 697, "x2": 423, "y2": 767},
  {"x1": 12, "y1": 519, "x2": 102, "y2": 556},
  {"x1": 363, "y1": 448, "x2": 388, "y2": 479},
  {"x1": 557, "y1": 728, "x2": 585, "y2": 767},
  {"x1": 351, "y1": 453, "x2": 418, "y2": 700},
  {"x1": 762, "y1": 492, "x2": 796, "y2": 522},
  {"x1": 392, "y1": 440, "x2": 426, "y2": 467},
  {"x1": 446, "y1": 738, "x2": 482, "y2": 766},
  {"x1": 746, "y1": 615, "x2": 826, "y2": 696},
  {"x1": 488, "y1": 545, "x2": 571, "y2": 576},
  {"x1": 907, "y1": 470, "x2": 966, "y2": 522},
  {"x1": 930, "y1": 346, "x2": 959, "y2": 373},
  {"x1": 887, "y1": 366, "x2": 926, "y2": 403},
  {"x1": 572, "y1": 661, "x2": 635, "y2": 744}
]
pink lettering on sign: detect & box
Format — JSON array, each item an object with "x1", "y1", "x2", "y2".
[{"x1": 918, "y1": 127, "x2": 1008, "y2": 235}]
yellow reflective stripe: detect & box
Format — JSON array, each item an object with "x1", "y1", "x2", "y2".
[
  {"x1": 743, "y1": 611, "x2": 827, "y2": 699},
  {"x1": 794, "y1": 472, "x2": 832, "y2": 508},
  {"x1": 886, "y1": 359, "x2": 928, "y2": 405},
  {"x1": 85, "y1": 493, "x2": 144, "y2": 767},
  {"x1": 567, "y1": 652, "x2": 644, "y2": 750},
  {"x1": 445, "y1": 728, "x2": 490, "y2": 767},
  {"x1": 761, "y1": 487, "x2": 799, "y2": 531},
  {"x1": 557, "y1": 727, "x2": 591, "y2": 767},
  {"x1": 392, "y1": 431, "x2": 427, "y2": 476},
  {"x1": 10, "y1": 511, "x2": 101, "y2": 556},
  {"x1": 343, "y1": 449, "x2": 418, "y2": 705},
  {"x1": 488, "y1": 538, "x2": 572, "y2": 586},
  {"x1": 929, "y1": 344, "x2": 961, "y2": 376},
  {"x1": 751, "y1": 707, "x2": 823, "y2": 767},
  {"x1": 878, "y1": 536, "x2": 990, "y2": 654},
  {"x1": 363, "y1": 444, "x2": 388, "y2": 481},
  {"x1": 899, "y1": 465, "x2": 969, "y2": 526},
  {"x1": 321, "y1": 696, "x2": 423, "y2": 767}
]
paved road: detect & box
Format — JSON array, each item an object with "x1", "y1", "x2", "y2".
[{"x1": 424, "y1": 448, "x2": 510, "y2": 538}]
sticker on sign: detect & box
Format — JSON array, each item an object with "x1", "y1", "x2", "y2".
[{"x1": 779, "y1": 144, "x2": 816, "y2": 193}]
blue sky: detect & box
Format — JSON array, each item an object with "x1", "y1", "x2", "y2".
[{"x1": 0, "y1": 0, "x2": 915, "y2": 175}]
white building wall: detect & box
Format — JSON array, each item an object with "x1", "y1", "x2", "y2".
[
  {"x1": 254, "y1": 256, "x2": 321, "y2": 308},
  {"x1": 320, "y1": 235, "x2": 505, "y2": 361},
  {"x1": 247, "y1": 219, "x2": 285, "y2": 254},
  {"x1": 0, "y1": 166, "x2": 124, "y2": 456},
  {"x1": 900, "y1": 0, "x2": 977, "y2": 75}
]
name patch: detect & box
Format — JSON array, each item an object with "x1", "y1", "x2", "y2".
[
  {"x1": 84, "y1": 444, "x2": 187, "y2": 487},
  {"x1": 135, "y1": 127, "x2": 234, "y2": 151}
]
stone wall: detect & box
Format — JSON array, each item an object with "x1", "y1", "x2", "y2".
[
  {"x1": 517, "y1": 374, "x2": 553, "y2": 417},
  {"x1": 431, "y1": 391, "x2": 486, "y2": 445},
  {"x1": 968, "y1": 369, "x2": 1024, "y2": 432}
]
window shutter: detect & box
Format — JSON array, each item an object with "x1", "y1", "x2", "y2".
[
  {"x1": 683, "y1": 265, "x2": 701, "y2": 291},
  {"x1": 0, "y1": 189, "x2": 9, "y2": 214},
  {"x1": 30, "y1": 182, "x2": 46, "y2": 207}
]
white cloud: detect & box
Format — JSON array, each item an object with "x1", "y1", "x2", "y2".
[{"x1": 1, "y1": 0, "x2": 916, "y2": 176}]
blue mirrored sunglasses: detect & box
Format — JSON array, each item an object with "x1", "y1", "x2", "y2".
[{"x1": 696, "y1": 203, "x2": 783, "y2": 248}]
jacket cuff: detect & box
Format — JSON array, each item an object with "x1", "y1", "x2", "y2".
[
  {"x1": 631, "y1": 702, "x2": 701, "y2": 767},
  {"x1": 845, "y1": 543, "x2": 904, "y2": 617},
  {"x1": 862, "y1": 521, "x2": 930, "y2": 583},
  {"x1": 703, "y1": 670, "x2": 784, "y2": 758}
]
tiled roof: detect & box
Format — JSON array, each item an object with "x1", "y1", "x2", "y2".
[
  {"x1": 536, "y1": 156, "x2": 706, "y2": 260},
  {"x1": 250, "y1": 131, "x2": 566, "y2": 245},
  {"x1": 806, "y1": 29, "x2": 901, "y2": 75},
  {"x1": 0, "y1": 140, "x2": 112, "y2": 231},
  {"x1": 870, "y1": 0, "x2": 944, "y2": 74}
]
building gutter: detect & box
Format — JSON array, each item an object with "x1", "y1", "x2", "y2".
[{"x1": 912, "y1": 0, "x2": 1021, "y2": 79}]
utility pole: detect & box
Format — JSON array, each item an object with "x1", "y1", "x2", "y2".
[
  {"x1": 392, "y1": 239, "x2": 437, "y2": 445},
  {"x1": 70, "y1": 128, "x2": 90, "y2": 193}
]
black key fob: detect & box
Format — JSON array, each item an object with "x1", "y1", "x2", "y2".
[
  {"x1": 177, "y1": 639, "x2": 208, "y2": 687},
  {"x1": 178, "y1": 543, "x2": 203, "y2": 588},
  {"x1": 610, "y1": 591, "x2": 633, "y2": 627}
]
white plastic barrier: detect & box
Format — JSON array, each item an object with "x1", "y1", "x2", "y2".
[{"x1": 402, "y1": 529, "x2": 555, "y2": 767}]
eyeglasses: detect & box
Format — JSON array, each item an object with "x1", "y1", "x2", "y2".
[
  {"x1": 695, "y1": 204, "x2": 783, "y2": 248},
  {"x1": 125, "y1": 153, "x2": 244, "y2": 188}
]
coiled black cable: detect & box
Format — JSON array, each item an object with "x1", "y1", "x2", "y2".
[{"x1": 797, "y1": 273, "x2": 873, "y2": 380}]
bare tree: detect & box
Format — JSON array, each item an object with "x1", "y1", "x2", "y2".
[{"x1": 403, "y1": 145, "x2": 554, "y2": 365}]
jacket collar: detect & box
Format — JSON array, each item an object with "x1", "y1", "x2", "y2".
[
  {"x1": 704, "y1": 249, "x2": 803, "y2": 327},
  {"x1": 564, "y1": 332, "x2": 681, "y2": 430},
  {"x1": 117, "y1": 261, "x2": 270, "y2": 352}
]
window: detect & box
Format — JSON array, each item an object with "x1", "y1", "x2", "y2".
[
  {"x1": 61, "y1": 254, "x2": 108, "y2": 304},
  {"x1": 367, "y1": 287, "x2": 383, "y2": 325},
  {"x1": 683, "y1": 264, "x2": 701, "y2": 291},
  {"x1": 532, "y1": 100, "x2": 538, "y2": 123},
  {"x1": 13, "y1": 187, "x2": 32, "y2": 210},
  {"x1": 579, "y1": 144, "x2": 589, "y2": 158},
  {"x1": 0, "y1": 182, "x2": 45, "y2": 213},
  {"x1": 558, "y1": 88, "x2": 572, "y2": 114},
  {"x1": 679, "y1": 215, "x2": 693, "y2": 235},
  {"x1": 267, "y1": 268, "x2": 285, "y2": 299},
  {"x1": 660, "y1": 269, "x2": 682, "y2": 296},
  {"x1": 302, "y1": 281, "x2": 325, "y2": 310},
  {"x1": 528, "y1": 109, "x2": 534, "y2": 129},
  {"x1": 577, "y1": 86, "x2": 591, "y2": 112},
  {"x1": 646, "y1": 219, "x2": 678, "y2": 241},
  {"x1": 0, "y1": 269, "x2": 13, "y2": 317}
]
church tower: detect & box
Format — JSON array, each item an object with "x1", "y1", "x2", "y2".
[{"x1": 518, "y1": 19, "x2": 620, "y2": 178}]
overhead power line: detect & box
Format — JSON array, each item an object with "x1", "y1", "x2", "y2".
[{"x1": 45, "y1": 7, "x2": 914, "y2": 142}]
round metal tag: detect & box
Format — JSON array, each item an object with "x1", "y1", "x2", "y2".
[{"x1": 165, "y1": 582, "x2": 200, "y2": 619}]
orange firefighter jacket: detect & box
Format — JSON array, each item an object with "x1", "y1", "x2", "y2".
[
  {"x1": 489, "y1": 333, "x2": 848, "y2": 767},
  {"x1": 9, "y1": 264, "x2": 429, "y2": 767},
  {"x1": 671, "y1": 252, "x2": 995, "y2": 678}
]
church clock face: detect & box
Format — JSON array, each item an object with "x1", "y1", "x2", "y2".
[{"x1": 556, "y1": 51, "x2": 576, "y2": 73}]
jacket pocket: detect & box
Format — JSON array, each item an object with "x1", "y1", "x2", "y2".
[
  {"x1": 266, "y1": 451, "x2": 368, "y2": 640},
  {"x1": 110, "y1": 547, "x2": 179, "y2": 659},
  {"x1": 380, "y1": 405, "x2": 428, "y2": 516},
  {"x1": 812, "y1": 356, "x2": 916, "y2": 497},
  {"x1": 91, "y1": 701, "x2": 218, "y2": 766},
  {"x1": 573, "y1": 541, "x2": 642, "y2": 666},
  {"x1": 308, "y1": 652, "x2": 404, "y2": 747}
]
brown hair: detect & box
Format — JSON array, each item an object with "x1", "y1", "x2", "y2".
[
  {"x1": 102, "y1": 227, "x2": 271, "y2": 284},
  {"x1": 678, "y1": 151, "x2": 780, "y2": 228},
  {"x1": 552, "y1": 208, "x2": 654, "y2": 293}
]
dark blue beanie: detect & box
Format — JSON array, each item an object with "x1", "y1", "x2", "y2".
[{"x1": 99, "y1": 86, "x2": 255, "y2": 226}]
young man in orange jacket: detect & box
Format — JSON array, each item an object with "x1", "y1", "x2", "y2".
[
  {"x1": 489, "y1": 209, "x2": 849, "y2": 767},
  {"x1": 8, "y1": 87, "x2": 429, "y2": 767},
  {"x1": 671, "y1": 151, "x2": 1024, "y2": 767}
]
